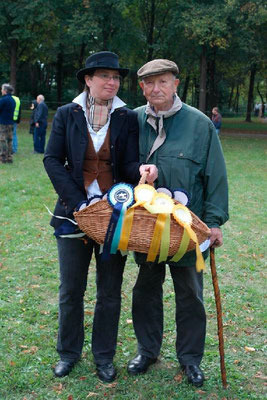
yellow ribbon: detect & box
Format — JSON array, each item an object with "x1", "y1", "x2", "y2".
[
  {"x1": 118, "y1": 207, "x2": 135, "y2": 251},
  {"x1": 147, "y1": 213, "x2": 167, "y2": 262},
  {"x1": 158, "y1": 214, "x2": 170, "y2": 263},
  {"x1": 170, "y1": 228, "x2": 190, "y2": 262}
]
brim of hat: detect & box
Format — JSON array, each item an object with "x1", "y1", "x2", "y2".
[
  {"x1": 138, "y1": 70, "x2": 178, "y2": 79},
  {"x1": 76, "y1": 67, "x2": 129, "y2": 83}
]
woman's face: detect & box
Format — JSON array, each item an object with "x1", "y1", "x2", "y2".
[{"x1": 84, "y1": 69, "x2": 121, "y2": 100}]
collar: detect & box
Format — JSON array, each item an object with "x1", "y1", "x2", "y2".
[{"x1": 72, "y1": 92, "x2": 126, "y2": 115}]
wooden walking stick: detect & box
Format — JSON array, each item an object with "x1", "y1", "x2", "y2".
[{"x1": 210, "y1": 247, "x2": 228, "y2": 388}]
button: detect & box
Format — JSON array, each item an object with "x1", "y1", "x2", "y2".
[
  {"x1": 111, "y1": 163, "x2": 114, "y2": 167},
  {"x1": 111, "y1": 145, "x2": 114, "y2": 149},
  {"x1": 114, "y1": 179, "x2": 116, "y2": 183},
  {"x1": 179, "y1": 152, "x2": 184, "y2": 157}
]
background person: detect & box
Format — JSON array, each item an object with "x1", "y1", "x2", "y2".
[
  {"x1": 29, "y1": 100, "x2": 38, "y2": 135},
  {"x1": 34, "y1": 94, "x2": 48, "y2": 153},
  {"x1": 0, "y1": 83, "x2": 15, "y2": 163},
  {"x1": 127, "y1": 59, "x2": 229, "y2": 388},
  {"x1": 11, "y1": 91, "x2": 21, "y2": 154},
  {"x1": 43, "y1": 51, "x2": 157, "y2": 383},
  {"x1": 211, "y1": 107, "x2": 222, "y2": 135}
]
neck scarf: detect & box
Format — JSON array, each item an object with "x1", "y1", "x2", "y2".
[
  {"x1": 86, "y1": 93, "x2": 113, "y2": 132},
  {"x1": 145, "y1": 94, "x2": 182, "y2": 162}
]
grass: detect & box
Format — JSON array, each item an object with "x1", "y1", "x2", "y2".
[
  {"x1": 221, "y1": 117, "x2": 267, "y2": 133},
  {"x1": 0, "y1": 123, "x2": 266, "y2": 399}
]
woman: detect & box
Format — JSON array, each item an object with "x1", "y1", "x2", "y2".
[
  {"x1": 211, "y1": 107, "x2": 222, "y2": 135},
  {"x1": 43, "y1": 51, "x2": 157, "y2": 382}
]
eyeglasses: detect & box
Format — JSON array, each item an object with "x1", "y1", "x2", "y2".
[{"x1": 94, "y1": 73, "x2": 121, "y2": 82}]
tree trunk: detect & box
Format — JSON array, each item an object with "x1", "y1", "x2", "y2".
[
  {"x1": 56, "y1": 51, "x2": 63, "y2": 107},
  {"x1": 245, "y1": 64, "x2": 256, "y2": 122},
  {"x1": 10, "y1": 39, "x2": 18, "y2": 92},
  {"x1": 199, "y1": 45, "x2": 207, "y2": 113},
  {"x1": 228, "y1": 83, "x2": 234, "y2": 109},
  {"x1": 146, "y1": 0, "x2": 155, "y2": 61},
  {"x1": 181, "y1": 75, "x2": 190, "y2": 103}
]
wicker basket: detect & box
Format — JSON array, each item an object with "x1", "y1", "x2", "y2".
[{"x1": 74, "y1": 199, "x2": 210, "y2": 256}]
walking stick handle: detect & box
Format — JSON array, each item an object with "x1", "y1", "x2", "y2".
[{"x1": 210, "y1": 247, "x2": 228, "y2": 389}]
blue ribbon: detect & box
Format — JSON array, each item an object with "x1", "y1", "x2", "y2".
[
  {"x1": 101, "y1": 202, "x2": 123, "y2": 261},
  {"x1": 110, "y1": 204, "x2": 127, "y2": 254}
]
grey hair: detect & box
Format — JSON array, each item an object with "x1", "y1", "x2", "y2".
[{"x1": 2, "y1": 83, "x2": 14, "y2": 94}]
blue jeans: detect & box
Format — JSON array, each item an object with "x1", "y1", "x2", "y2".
[
  {"x1": 34, "y1": 122, "x2": 47, "y2": 153},
  {"x1": 56, "y1": 237, "x2": 126, "y2": 364},
  {"x1": 12, "y1": 123, "x2": 17, "y2": 153}
]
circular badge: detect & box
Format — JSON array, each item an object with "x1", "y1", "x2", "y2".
[
  {"x1": 173, "y1": 189, "x2": 190, "y2": 206},
  {"x1": 173, "y1": 204, "x2": 192, "y2": 226},
  {"x1": 108, "y1": 183, "x2": 134, "y2": 208}
]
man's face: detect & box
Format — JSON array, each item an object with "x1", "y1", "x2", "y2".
[
  {"x1": 84, "y1": 69, "x2": 120, "y2": 101},
  {"x1": 1, "y1": 86, "x2": 6, "y2": 96},
  {"x1": 139, "y1": 72, "x2": 179, "y2": 112}
]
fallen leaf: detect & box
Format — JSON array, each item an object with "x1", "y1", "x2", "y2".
[
  {"x1": 9, "y1": 361, "x2": 16, "y2": 366},
  {"x1": 22, "y1": 346, "x2": 38, "y2": 354},
  {"x1": 86, "y1": 393, "x2": 98, "y2": 398},
  {"x1": 254, "y1": 372, "x2": 267, "y2": 380},
  {"x1": 53, "y1": 383, "x2": 63, "y2": 393},
  {"x1": 79, "y1": 376, "x2": 87, "y2": 380},
  {"x1": 244, "y1": 346, "x2": 256, "y2": 352},
  {"x1": 174, "y1": 373, "x2": 183, "y2": 383},
  {"x1": 126, "y1": 319, "x2": 132, "y2": 324},
  {"x1": 196, "y1": 389, "x2": 206, "y2": 394},
  {"x1": 84, "y1": 310, "x2": 94, "y2": 315},
  {"x1": 30, "y1": 284, "x2": 40, "y2": 289},
  {"x1": 234, "y1": 360, "x2": 240, "y2": 364},
  {"x1": 67, "y1": 396, "x2": 74, "y2": 400}
]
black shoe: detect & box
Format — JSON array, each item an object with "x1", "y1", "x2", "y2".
[
  {"x1": 54, "y1": 360, "x2": 76, "y2": 377},
  {"x1": 182, "y1": 365, "x2": 204, "y2": 387},
  {"x1": 127, "y1": 354, "x2": 157, "y2": 375},
  {"x1": 96, "y1": 363, "x2": 116, "y2": 383}
]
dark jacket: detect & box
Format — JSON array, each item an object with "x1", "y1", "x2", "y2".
[
  {"x1": 43, "y1": 102, "x2": 140, "y2": 229},
  {"x1": 34, "y1": 101, "x2": 48, "y2": 125},
  {"x1": 0, "y1": 94, "x2": 16, "y2": 125}
]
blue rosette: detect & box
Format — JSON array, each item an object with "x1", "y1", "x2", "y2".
[
  {"x1": 173, "y1": 188, "x2": 191, "y2": 206},
  {"x1": 102, "y1": 183, "x2": 134, "y2": 260}
]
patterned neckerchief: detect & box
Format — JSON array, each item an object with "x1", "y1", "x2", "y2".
[{"x1": 86, "y1": 93, "x2": 113, "y2": 132}]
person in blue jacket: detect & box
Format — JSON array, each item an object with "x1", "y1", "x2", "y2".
[{"x1": 0, "y1": 83, "x2": 15, "y2": 163}]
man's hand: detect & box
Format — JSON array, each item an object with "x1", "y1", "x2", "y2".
[
  {"x1": 35, "y1": 122, "x2": 39, "y2": 128},
  {"x1": 139, "y1": 164, "x2": 158, "y2": 184},
  {"x1": 210, "y1": 227, "x2": 223, "y2": 248}
]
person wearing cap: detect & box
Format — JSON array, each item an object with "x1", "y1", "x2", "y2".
[
  {"x1": 43, "y1": 51, "x2": 157, "y2": 382},
  {"x1": 127, "y1": 59, "x2": 229, "y2": 387}
]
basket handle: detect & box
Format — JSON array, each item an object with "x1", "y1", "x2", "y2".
[{"x1": 138, "y1": 171, "x2": 154, "y2": 187}]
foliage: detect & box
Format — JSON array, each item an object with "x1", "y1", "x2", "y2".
[{"x1": 0, "y1": 124, "x2": 266, "y2": 399}]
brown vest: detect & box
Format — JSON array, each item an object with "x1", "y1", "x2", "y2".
[{"x1": 83, "y1": 129, "x2": 113, "y2": 194}]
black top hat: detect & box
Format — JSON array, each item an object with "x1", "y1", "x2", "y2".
[{"x1": 76, "y1": 51, "x2": 129, "y2": 83}]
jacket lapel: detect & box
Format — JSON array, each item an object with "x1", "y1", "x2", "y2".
[
  {"x1": 71, "y1": 105, "x2": 88, "y2": 141},
  {"x1": 110, "y1": 108, "x2": 126, "y2": 143}
]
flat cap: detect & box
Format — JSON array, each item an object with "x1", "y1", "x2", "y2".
[{"x1": 137, "y1": 59, "x2": 179, "y2": 79}]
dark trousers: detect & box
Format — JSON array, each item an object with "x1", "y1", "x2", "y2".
[
  {"x1": 56, "y1": 237, "x2": 126, "y2": 365},
  {"x1": 132, "y1": 263, "x2": 206, "y2": 366},
  {"x1": 33, "y1": 122, "x2": 47, "y2": 153}
]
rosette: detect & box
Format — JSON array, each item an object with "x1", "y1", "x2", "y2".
[
  {"x1": 171, "y1": 204, "x2": 205, "y2": 271},
  {"x1": 102, "y1": 183, "x2": 134, "y2": 260},
  {"x1": 118, "y1": 184, "x2": 156, "y2": 251},
  {"x1": 173, "y1": 189, "x2": 190, "y2": 206}
]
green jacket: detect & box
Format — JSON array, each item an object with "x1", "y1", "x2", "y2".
[{"x1": 135, "y1": 103, "x2": 229, "y2": 266}]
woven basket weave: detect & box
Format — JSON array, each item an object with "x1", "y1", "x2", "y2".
[{"x1": 74, "y1": 199, "x2": 210, "y2": 256}]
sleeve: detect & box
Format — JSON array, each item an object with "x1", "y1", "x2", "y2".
[
  {"x1": 34, "y1": 104, "x2": 40, "y2": 123},
  {"x1": 43, "y1": 107, "x2": 87, "y2": 215},
  {"x1": 202, "y1": 124, "x2": 229, "y2": 228}
]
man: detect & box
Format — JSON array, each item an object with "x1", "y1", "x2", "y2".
[
  {"x1": 0, "y1": 83, "x2": 16, "y2": 163},
  {"x1": 12, "y1": 91, "x2": 21, "y2": 153},
  {"x1": 127, "y1": 59, "x2": 229, "y2": 387},
  {"x1": 34, "y1": 94, "x2": 48, "y2": 153},
  {"x1": 43, "y1": 51, "x2": 157, "y2": 383}
]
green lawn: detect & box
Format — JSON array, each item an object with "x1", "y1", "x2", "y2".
[
  {"x1": 222, "y1": 117, "x2": 267, "y2": 132},
  {"x1": 0, "y1": 124, "x2": 266, "y2": 399}
]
